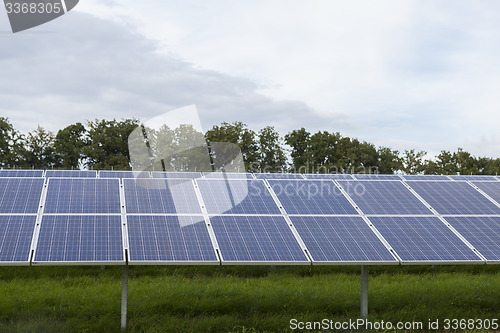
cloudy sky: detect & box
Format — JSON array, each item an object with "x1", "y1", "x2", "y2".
[{"x1": 1, "y1": 0, "x2": 500, "y2": 158}]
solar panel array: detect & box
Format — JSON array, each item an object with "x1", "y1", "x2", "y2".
[
  {"x1": 100, "y1": 170, "x2": 150, "y2": 179},
  {"x1": 124, "y1": 179, "x2": 201, "y2": 214},
  {"x1": 197, "y1": 179, "x2": 281, "y2": 215},
  {"x1": 44, "y1": 178, "x2": 121, "y2": 214},
  {"x1": 303, "y1": 174, "x2": 354, "y2": 180},
  {"x1": 369, "y1": 216, "x2": 482, "y2": 263},
  {"x1": 0, "y1": 170, "x2": 43, "y2": 177},
  {"x1": 34, "y1": 215, "x2": 124, "y2": 263},
  {"x1": 337, "y1": 180, "x2": 431, "y2": 215},
  {"x1": 268, "y1": 180, "x2": 357, "y2": 215},
  {"x1": 0, "y1": 170, "x2": 499, "y2": 266},
  {"x1": 407, "y1": 181, "x2": 500, "y2": 215},
  {"x1": 127, "y1": 215, "x2": 217, "y2": 264},
  {"x1": 0, "y1": 178, "x2": 44, "y2": 213}
]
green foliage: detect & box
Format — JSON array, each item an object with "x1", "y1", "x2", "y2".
[
  {"x1": 22, "y1": 126, "x2": 57, "y2": 169},
  {"x1": 1, "y1": 117, "x2": 500, "y2": 176},
  {"x1": 401, "y1": 149, "x2": 427, "y2": 174},
  {"x1": 141, "y1": 124, "x2": 212, "y2": 172},
  {"x1": 83, "y1": 118, "x2": 140, "y2": 170},
  {"x1": 205, "y1": 121, "x2": 259, "y2": 171},
  {"x1": 0, "y1": 117, "x2": 25, "y2": 168},
  {"x1": 377, "y1": 147, "x2": 403, "y2": 174},
  {"x1": 53, "y1": 123, "x2": 86, "y2": 169},
  {"x1": 0, "y1": 266, "x2": 498, "y2": 332},
  {"x1": 258, "y1": 126, "x2": 286, "y2": 172},
  {"x1": 284, "y1": 128, "x2": 311, "y2": 172}
]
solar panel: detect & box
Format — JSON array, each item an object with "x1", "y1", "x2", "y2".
[
  {"x1": 471, "y1": 182, "x2": 500, "y2": 205},
  {"x1": 33, "y1": 215, "x2": 124, "y2": 264},
  {"x1": 407, "y1": 181, "x2": 500, "y2": 215},
  {"x1": 303, "y1": 174, "x2": 354, "y2": 180},
  {"x1": 124, "y1": 178, "x2": 201, "y2": 214},
  {"x1": 449, "y1": 175, "x2": 498, "y2": 181},
  {"x1": 0, "y1": 178, "x2": 44, "y2": 213},
  {"x1": 337, "y1": 180, "x2": 431, "y2": 215},
  {"x1": 0, "y1": 215, "x2": 37, "y2": 264},
  {"x1": 268, "y1": 180, "x2": 358, "y2": 215},
  {"x1": 152, "y1": 171, "x2": 202, "y2": 179},
  {"x1": 45, "y1": 170, "x2": 97, "y2": 178},
  {"x1": 99, "y1": 170, "x2": 150, "y2": 179},
  {"x1": 402, "y1": 175, "x2": 450, "y2": 181},
  {"x1": 210, "y1": 215, "x2": 309, "y2": 263},
  {"x1": 203, "y1": 172, "x2": 254, "y2": 179},
  {"x1": 254, "y1": 173, "x2": 304, "y2": 180},
  {"x1": 0, "y1": 170, "x2": 43, "y2": 177},
  {"x1": 353, "y1": 174, "x2": 402, "y2": 180},
  {"x1": 127, "y1": 215, "x2": 218, "y2": 264},
  {"x1": 444, "y1": 216, "x2": 500, "y2": 262},
  {"x1": 197, "y1": 179, "x2": 281, "y2": 215},
  {"x1": 369, "y1": 216, "x2": 482, "y2": 263},
  {"x1": 290, "y1": 216, "x2": 396, "y2": 263},
  {"x1": 44, "y1": 178, "x2": 121, "y2": 214}
]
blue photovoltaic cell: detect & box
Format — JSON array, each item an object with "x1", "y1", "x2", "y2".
[
  {"x1": 254, "y1": 173, "x2": 304, "y2": 179},
  {"x1": 197, "y1": 179, "x2": 281, "y2": 215},
  {"x1": 369, "y1": 216, "x2": 482, "y2": 262},
  {"x1": 99, "y1": 170, "x2": 150, "y2": 179},
  {"x1": 268, "y1": 180, "x2": 358, "y2": 215},
  {"x1": 34, "y1": 215, "x2": 123, "y2": 263},
  {"x1": 444, "y1": 216, "x2": 500, "y2": 261},
  {"x1": 203, "y1": 172, "x2": 254, "y2": 179},
  {"x1": 0, "y1": 170, "x2": 43, "y2": 177},
  {"x1": 127, "y1": 215, "x2": 217, "y2": 263},
  {"x1": 303, "y1": 174, "x2": 354, "y2": 180},
  {"x1": 337, "y1": 180, "x2": 431, "y2": 215},
  {"x1": 290, "y1": 216, "x2": 396, "y2": 263},
  {"x1": 471, "y1": 182, "x2": 500, "y2": 205},
  {"x1": 152, "y1": 171, "x2": 202, "y2": 179},
  {"x1": 44, "y1": 178, "x2": 121, "y2": 214},
  {"x1": 124, "y1": 178, "x2": 201, "y2": 214},
  {"x1": 210, "y1": 215, "x2": 309, "y2": 263},
  {"x1": 45, "y1": 170, "x2": 97, "y2": 178},
  {"x1": 449, "y1": 175, "x2": 498, "y2": 181},
  {"x1": 0, "y1": 178, "x2": 44, "y2": 213},
  {"x1": 402, "y1": 175, "x2": 450, "y2": 181},
  {"x1": 353, "y1": 174, "x2": 402, "y2": 180},
  {"x1": 0, "y1": 215, "x2": 37, "y2": 263},
  {"x1": 408, "y1": 181, "x2": 500, "y2": 215}
]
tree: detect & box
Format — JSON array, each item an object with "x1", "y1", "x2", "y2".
[
  {"x1": 377, "y1": 147, "x2": 402, "y2": 174},
  {"x1": 0, "y1": 117, "x2": 25, "y2": 168},
  {"x1": 401, "y1": 149, "x2": 426, "y2": 174},
  {"x1": 205, "y1": 122, "x2": 259, "y2": 171},
  {"x1": 83, "y1": 119, "x2": 140, "y2": 170},
  {"x1": 258, "y1": 126, "x2": 287, "y2": 172},
  {"x1": 453, "y1": 148, "x2": 477, "y2": 175},
  {"x1": 434, "y1": 150, "x2": 454, "y2": 174},
  {"x1": 54, "y1": 123, "x2": 86, "y2": 169},
  {"x1": 308, "y1": 131, "x2": 342, "y2": 173},
  {"x1": 477, "y1": 157, "x2": 500, "y2": 175},
  {"x1": 22, "y1": 126, "x2": 57, "y2": 169},
  {"x1": 172, "y1": 124, "x2": 211, "y2": 172},
  {"x1": 284, "y1": 128, "x2": 311, "y2": 173}
]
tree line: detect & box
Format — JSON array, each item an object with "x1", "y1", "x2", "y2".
[{"x1": 1, "y1": 117, "x2": 499, "y2": 175}]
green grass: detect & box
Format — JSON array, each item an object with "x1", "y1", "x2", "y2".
[{"x1": 0, "y1": 265, "x2": 498, "y2": 332}]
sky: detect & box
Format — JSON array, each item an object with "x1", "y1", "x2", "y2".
[{"x1": 1, "y1": 0, "x2": 500, "y2": 158}]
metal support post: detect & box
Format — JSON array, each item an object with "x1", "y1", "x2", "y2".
[
  {"x1": 121, "y1": 265, "x2": 128, "y2": 332},
  {"x1": 361, "y1": 265, "x2": 368, "y2": 317}
]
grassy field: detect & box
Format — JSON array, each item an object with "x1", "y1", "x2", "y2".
[{"x1": 0, "y1": 265, "x2": 498, "y2": 332}]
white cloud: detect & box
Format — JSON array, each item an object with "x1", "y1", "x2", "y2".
[{"x1": 1, "y1": 1, "x2": 500, "y2": 158}]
